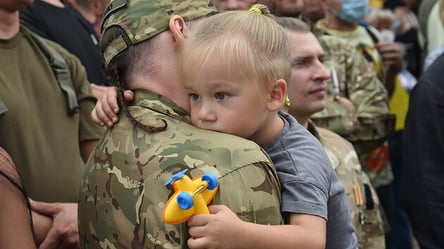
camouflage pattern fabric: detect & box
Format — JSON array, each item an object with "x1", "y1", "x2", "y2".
[
  {"x1": 308, "y1": 121, "x2": 386, "y2": 249},
  {"x1": 101, "y1": 0, "x2": 217, "y2": 66},
  {"x1": 309, "y1": 33, "x2": 394, "y2": 188},
  {"x1": 311, "y1": 34, "x2": 395, "y2": 156},
  {"x1": 78, "y1": 90, "x2": 283, "y2": 249},
  {"x1": 364, "y1": 157, "x2": 394, "y2": 188}
]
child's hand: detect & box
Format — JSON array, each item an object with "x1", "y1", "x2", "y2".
[
  {"x1": 187, "y1": 205, "x2": 246, "y2": 249},
  {"x1": 91, "y1": 87, "x2": 134, "y2": 127}
]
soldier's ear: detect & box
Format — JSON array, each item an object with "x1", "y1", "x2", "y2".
[
  {"x1": 169, "y1": 15, "x2": 186, "y2": 43},
  {"x1": 267, "y1": 79, "x2": 287, "y2": 112}
]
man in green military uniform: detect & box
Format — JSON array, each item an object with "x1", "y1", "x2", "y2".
[
  {"x1": 77, "y1": 0, "x2": 283, "y2": 248},
  {"x1": 311, "y1": 34, "x2": 396, "y2": 191}
]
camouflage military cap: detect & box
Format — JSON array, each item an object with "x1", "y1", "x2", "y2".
[{"x1": 101, "y1": 0, "x2": 217, "y2": 66}]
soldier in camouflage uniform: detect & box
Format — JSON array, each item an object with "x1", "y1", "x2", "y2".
[
  {"x1": 311, "y1": 123, "x2": 386, "y2": 249},
  {"x1": 78, "y1": 1, "x2": 283, "y2": 248},
  {"x1": 312, "y1": 3, "x2": 409, "y2": 248},
  {"x1": 311, "y1": 34, "x2": 396, "y2": 190},
  {"x1": 276, "y1": 16, "x2": 386, "y2": 249},
  {"x1": 311, "y1": 34, "x2": 394, "y2": 157}
]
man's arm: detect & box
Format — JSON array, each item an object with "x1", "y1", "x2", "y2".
[
  {"x1": 314, "y1": 36, "x2": 394, "y2": 155},
  {"x1": 346, "y1": 43, "x2": 395, "y2": 154},
  {"x1": 376, "y1": 42, "x2": 403, "y2": 95}
]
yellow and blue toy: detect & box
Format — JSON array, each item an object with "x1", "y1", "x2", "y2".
[{"x1": 162, "y1": 169, "x2": 219, "y2": 224}]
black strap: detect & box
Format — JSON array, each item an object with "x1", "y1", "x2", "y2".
[
  {"x1": 358, "y1": 20, "x2": 380, "y2": 44},
  {"x1": 25, "y1": 27, "x2": 80, "y2": 115},
  {"x1": 364, "y1": 183, "x2": 375, "y2": 210}
]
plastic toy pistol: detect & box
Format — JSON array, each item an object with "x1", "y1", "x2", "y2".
[{"x1": 162, "y1": 169, "x2": 219, "y2": 224}]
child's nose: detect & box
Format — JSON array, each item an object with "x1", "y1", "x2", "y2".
[{"x1": 197, "y1": 102, "x2": 217, "y2": 122}]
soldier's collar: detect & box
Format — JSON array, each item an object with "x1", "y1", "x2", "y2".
[
  {"x1": 307, "y1": 120, "x2": 320, "y2": 139},
  {"x1": 132, "y1": 90, "x2": 191, "y2": 124}
]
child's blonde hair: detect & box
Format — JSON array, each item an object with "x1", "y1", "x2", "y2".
[{"x1": 179, "y1": 4, "x2": 291, "y2": 90}]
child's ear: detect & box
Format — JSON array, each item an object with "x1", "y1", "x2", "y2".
[
  {"x1": 267, "y1": 79, "x2": 287, "y2": 112},
  {"x1": 169, "y1": 15, "x2": 186, "y2": 43}
]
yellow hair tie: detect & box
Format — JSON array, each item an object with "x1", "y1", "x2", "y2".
[{"x1": 249, "y1": 7, "x2": 262, "y2": 14}]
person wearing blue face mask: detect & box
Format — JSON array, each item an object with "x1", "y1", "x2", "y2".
[
  {"x1": 315, "y1": 0, "x2": 403, "y2": 93},
  {"x1": 334, "y1": 0, "x2": 369, "y2": 24}
]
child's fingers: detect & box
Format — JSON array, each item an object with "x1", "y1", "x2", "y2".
[
  {"x1": 208, "y1": 204, "x2": 227, "y2": 214},
  {"x1": 188, "y1": 236, "x2": 209, "y2": 249},
  {"x1": 187, "y1": 214, "x2": 210, "y2": 227}
]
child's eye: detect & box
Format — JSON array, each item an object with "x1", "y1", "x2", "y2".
[
  {"x1": 189, "y1": 93, "x2": 200, "y2": 101},
  {"x1": 215, "y1": 92, "x2": 229, "y2": 100}
]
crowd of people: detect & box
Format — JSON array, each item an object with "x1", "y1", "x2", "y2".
[{"x1": 0, "y1": 0, "x2": 443, "y2": 248}]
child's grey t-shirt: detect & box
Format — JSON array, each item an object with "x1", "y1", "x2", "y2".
[{"x1": 264, "y1": 112, "x2": 357, "y2": 249}]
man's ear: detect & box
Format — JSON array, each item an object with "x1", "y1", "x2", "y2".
[
  {"x1": 169, "y1": 15, "x2": 187, "y2": 43},
  {"x1": 267, "y1": 79, "x2": 287, "y2": 112}
]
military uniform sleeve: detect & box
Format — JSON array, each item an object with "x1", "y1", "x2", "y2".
[
  {"x1": 213, "y1": 160, "x2": 283, "y2": 225},
  {"x1": 313, "y1": 36, "x2": 394, "y2": 155},
  {"x1": 343, "y1": 40, "x2": 394, "y2": 154},
  {"x1": 317, "y1": 127, "x2": 385, "y2": 249}
]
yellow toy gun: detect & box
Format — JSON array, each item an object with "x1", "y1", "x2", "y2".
[{"x1": 162, "y1": 169, "x2": 219, "y2": 224}]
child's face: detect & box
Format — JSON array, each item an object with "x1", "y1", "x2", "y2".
[
  {"x1": 286, "y1": 30, "x2": 330, "y2": 118},
  {"x1": 184, "y1": 58, "x2": 272, "y2": 142}
]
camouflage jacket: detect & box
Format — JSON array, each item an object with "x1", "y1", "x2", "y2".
[
  {"x1": 78, "y1": 90, "x2": 283, "y2": 249},
  {"x1": 310, "y1": 34, "x2": 395, "y2": 156},
  {"x1": 308, "y1": 121, "x2": 386, "y2": 249}
]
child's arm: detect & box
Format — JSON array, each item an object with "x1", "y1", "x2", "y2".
[{"x1": 187, "y1": 205, "x2": 326, "y2": 249}]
